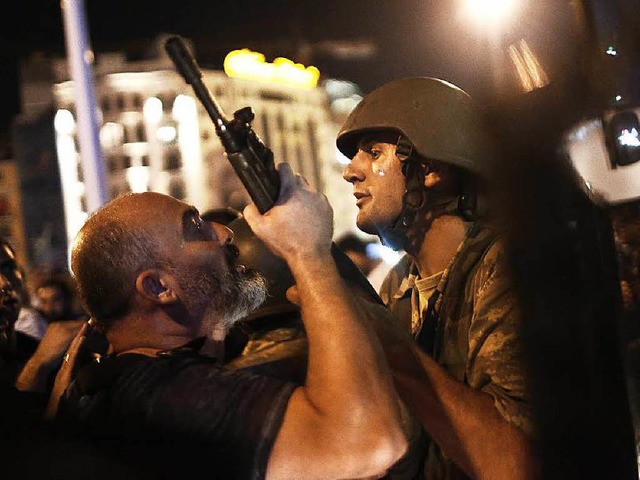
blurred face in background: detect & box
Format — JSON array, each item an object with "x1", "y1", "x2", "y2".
[{"x1": 35, "y1": 284, "x2": 67, "y2": 322}]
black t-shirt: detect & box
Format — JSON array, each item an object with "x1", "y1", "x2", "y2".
[{"x1": 59, "y1": 350, "x2": 297, "y2": 480}]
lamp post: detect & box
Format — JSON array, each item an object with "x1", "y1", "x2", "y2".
[{"x1": 60, "y1": 0, "x2": 108, "y2": 214}]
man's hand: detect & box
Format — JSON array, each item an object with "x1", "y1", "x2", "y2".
[
  {"x1": 243, "y1": 163, "x2": 334, "y2": 266},
  {"x1": 15, "y1": 319, "x2": 85, "y2": 393},
  {"x1": 44, "y1": 318, "x2": 100, "y2": 419}
]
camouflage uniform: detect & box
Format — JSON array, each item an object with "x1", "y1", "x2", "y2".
[
  {"x1": 226, "y1": 311, "x2": 308, "y2": 385},
  {"x1": 379, "y1": 223, "x2": 533, "y2": 480}
]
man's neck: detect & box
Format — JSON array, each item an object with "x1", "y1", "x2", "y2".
[
  {"x1": 410, "y1": 214, "x2": 471, "y2": 278},
  {"x1": 107, "y1": 313, "x2": 199, "y2": 356}
]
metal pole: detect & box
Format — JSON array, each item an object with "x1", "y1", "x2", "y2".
[{"x1": 60, "y1": 0, "x2": 108, "y2": 213}]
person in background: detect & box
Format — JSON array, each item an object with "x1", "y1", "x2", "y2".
[
  {"x1": 340, "y1": 77, "x2": 537, "y2": 479},
  {"x1": 335, "y1": 232, "x2": 392, "y2": 293},
  {"x1": 12, "y1": 268, "x2": 48, "y2": 358},
  {"x1": 0, "y1": 237, "x2": 93, "y2": 412},
  {"x1": 33, "y1": 273, "x2": 87, "y2": 323},
  {"x1": 335, "y1": 232, "x2": 381, "y2": 277},
  {"x1": 14, "y1": 270, "x2": 93, "y2": 396},
  {"x1": 55, "y1": 165, "x2": 408, "y2": 479},
  {"x1": 0, "y1": 237, "x2": 36, "y2": 385},
  {"x1": 0, "y1": 237, "x2": 77, "y2": 471},
  {"x1": 0, "y1": 246, "x2": 122, "y2": 480}
]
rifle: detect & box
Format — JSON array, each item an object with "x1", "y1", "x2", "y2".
[{"x1": 164, "y1": 35, "x2": 383, "y2": 304}]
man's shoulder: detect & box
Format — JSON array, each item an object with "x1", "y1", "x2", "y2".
[
  {"x1": 469, "y1": 233, "x2": 513, "y2": 281},
  {"x1": 70, "y1": 351, "x2": 295, "y2": 404},
  {"x1": 61, "y1": 352, "x2": 295, "y2": 480}
]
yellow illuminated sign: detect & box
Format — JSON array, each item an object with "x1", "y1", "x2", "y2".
[{"x1": 223, "y1": 49, "x2": 320, "y2": 89}]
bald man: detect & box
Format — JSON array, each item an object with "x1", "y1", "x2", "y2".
[{"x1": 57, "y1": 164, "x2": 407, "y2": 480}]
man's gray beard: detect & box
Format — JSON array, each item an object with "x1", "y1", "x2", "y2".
[
  {"x1": 176, "y1": 264, "x2": 267, "y2": 336},
  {"x1": 218, "y1": 268, "x2": 267, "y2": 330},
  {"x1": 192, "y1": 270, "x2": 268, "y2": 338}
]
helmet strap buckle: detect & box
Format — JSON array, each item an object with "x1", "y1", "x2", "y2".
[
  {"x1": 381, "y1": 154, "x2": 427, "y2": 251},
  {"x1": 396, "y1": 135, "x2": 413, "y2": 175}
]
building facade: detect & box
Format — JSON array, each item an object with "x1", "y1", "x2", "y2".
[{"x1": 13, "y1": 37, "x2": 363, "y2": 270}]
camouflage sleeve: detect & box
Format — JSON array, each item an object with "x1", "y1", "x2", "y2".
[{"x1": 466, "y1": 240, "x2": 535, "y2": 436}]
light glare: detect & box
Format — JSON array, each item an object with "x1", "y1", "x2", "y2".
[
  {"x1": 619, "y1": 128, "x2": 640, "y2": 148},
  {"x1": 464, "y1": 0, "x2": 518, "y2": 26},
  {"x1": 126, "y1": 166, "x2": 150, "y2": 193},
  {"x1": 156, "y1": 126, "x2": 177, "y2": 143},
  {"x1": 143, "y1": 97, "x2": 163, "y2": 123},
  {"x1": 54, "y1": 109, "x2": 76, "y2": 135}
]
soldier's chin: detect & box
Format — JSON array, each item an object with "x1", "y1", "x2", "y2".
[
  {"x1": 356, "y1": 212, "x2": 376, "y2": 235},
  {"x1": 356, "y1": 215, "x2": 379, "y2": 236}
]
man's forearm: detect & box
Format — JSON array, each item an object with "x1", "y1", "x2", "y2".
[
  {"x1": 15, "y1": 355, "x2": 57, "y2": 393},
  {"x1": 273, "y1": 252, "x2": 407, "y2": 478},
  {"x1": 291, "y1": 253, "x2": 400, "y2": 420},
  {"x1": 394, "y1": 346, "x2": 537, "y2": 480}
]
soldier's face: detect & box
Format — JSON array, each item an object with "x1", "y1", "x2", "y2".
[{"x1": 342, "y1": 133, "x2": 406, "y2": 237}]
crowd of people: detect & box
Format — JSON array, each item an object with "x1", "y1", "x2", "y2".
[{"x1": 0, "y1": 73, "x2": 637, "y2": 479}]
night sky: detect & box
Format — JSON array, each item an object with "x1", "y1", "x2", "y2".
[{"x1": 1, "y1": 0, "x2": 494, "y2": 140}]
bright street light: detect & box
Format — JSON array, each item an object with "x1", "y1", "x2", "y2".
[{"x1": 462, "y1": 0, "x2": 519, "y2": 28}]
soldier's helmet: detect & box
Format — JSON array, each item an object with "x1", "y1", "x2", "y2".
[{"x1": 336, "y1": 77, "x2": 492, "y2": 177}]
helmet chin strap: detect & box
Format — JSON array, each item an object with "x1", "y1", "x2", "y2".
[
  {"x1": 379, "y1": 136, "x2": 478, "y2": 251},
  {"x1": 379, "y1": 137, "x2": 423, "y2": 251},
  {"x1": 380, "y1": 191, "x2": 460, "y2": 252}
]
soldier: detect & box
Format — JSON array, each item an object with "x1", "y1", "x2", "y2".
[{"x1": 340, "y1": 77, "x2": 537, "y2": 479}]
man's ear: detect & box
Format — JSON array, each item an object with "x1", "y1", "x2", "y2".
[{"x1": 135, "y1": 270, "x2": 178, "y2": 305}]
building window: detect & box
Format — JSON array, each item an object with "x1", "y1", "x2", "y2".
[
  {"x1": 101, "y1": 98, "x2": 110, "y2": 114},
  {"x1": 170, "y1": 180, "x2": 185, "y2": 200},
  {"x1": 136, "y1": 122, "x2": 146, "y2": 142},
  {"x1": 164, "y1": 152, "x2": 181, "y2": 171},
  {"x1": 107, "y1": 154, "x2": 120, "y2": 173}
]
